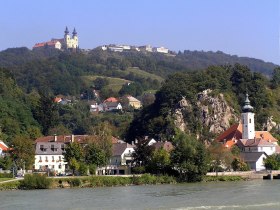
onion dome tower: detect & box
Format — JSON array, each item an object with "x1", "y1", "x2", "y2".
[{"x1": 241, "y1": 94, "x2": 255, "y2": 139}]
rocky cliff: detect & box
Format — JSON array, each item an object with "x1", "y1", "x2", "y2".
[{"x1": 174, "y1": 89, "x2": 239, "y2": 135}]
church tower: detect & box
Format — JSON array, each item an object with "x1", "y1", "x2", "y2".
[
  {"x1": 72, "y1": 28, "x2": 78, "y2": 49},
  {"x1": 241, "y1": 94, "x2": 255, "y2": 139},
  {"x1": 64, "y1": 26, "x2": 71, "y2": 49}
]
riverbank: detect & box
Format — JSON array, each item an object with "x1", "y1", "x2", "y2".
[
  {"x1": 0, "y1": 174, "x2": 250, "y2": 190},
  {"x1": 0, "y1": 174, "x2": 176, "y2": 190}
]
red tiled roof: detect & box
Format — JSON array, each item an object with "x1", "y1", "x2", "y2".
[
  {"x1": 35, "y1": 135, "x2": 119, "y2": 144},
  {"x1": 215, "y1": 123, "x2": 242, "y2": 148},
  {"x1": 103, "y1": 97, "x2": 118, "y2": 103},
  {"x1": 35, "y1": 135, "x2": 88, "y2": 143},
  {"x1": 33, "y1": 40, "x2": 60, "y2": 48},
  {"x1": 54, "y1": 97, "x2": 62, "y2": 103},
  {"x1": 216, "y1": 123, "x2": 278, "y2": 148},
  {"x1": 238, "y1": 138, "x2": 276, "y2": 147},
  {"x1": 0, "y1": 141, "x2": 9, "y2": 151}
]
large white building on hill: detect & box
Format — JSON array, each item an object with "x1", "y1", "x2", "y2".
[{"x1": 33, "y1": 27, "x2": 79, "y2": 51}]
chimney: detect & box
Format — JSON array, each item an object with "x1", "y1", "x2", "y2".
[
  {"x1": 54, "y1": 135, "x2": 57, "y2": 142},
  {"x1": 71, "y1": 134, "x2": 74, "y2": 143}
]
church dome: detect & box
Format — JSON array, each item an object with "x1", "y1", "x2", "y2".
[{"x1": 242, "y1": 94, "x2": 254, "y2": 112}]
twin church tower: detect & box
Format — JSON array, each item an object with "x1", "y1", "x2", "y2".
[{"x1": 33, "y1": 26, "x2": 78, "y2": 51}]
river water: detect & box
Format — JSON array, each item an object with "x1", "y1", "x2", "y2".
[{"x1": 0, "y1": 180, "x2": 280, "y2": 210}]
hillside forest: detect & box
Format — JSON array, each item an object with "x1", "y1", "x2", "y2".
[{"x1": 1, "y1": 47, "x2": 280, "y2": 177}]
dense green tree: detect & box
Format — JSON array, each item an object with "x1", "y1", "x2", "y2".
[
  {"x1": 148, "y1": 148, "x2": 171, "y2": 174},
  {"x1": 264, "y1": 154, "x2": 280, "y2": 170},
  {"x1": 10, "y1": 136, "x2": 35, "y2": 170},
  {"x1": 208, "y1": 142, "x2": 234, "y2": 173},
  {"x1": 271, "y1": 68, "x2": 280, "y2": 88},
  {"x1": 119, "y1": 82, "x2": 144, "y2": 97},
  {"x1": 64, "y1": 142, "x2": 84, "y2": 163},
  {"x1": 33, "y1": 93, "x2": 59, "y2": 135},
  {"x1": 84, "y1": 143, "x2": 107, "y2": 167},
  {"x1": 132, "y1": 138, "x2": 153, "y2": 167},
  {"x1": 94, "y1": 77, "x2": 109, "y2": 90},
  {"x1": 0, "y1": 156, "x2": 13, "y2": 170},
  {"x1": 64, "y1": 142, "x2": 84, "y2": 175},
  {"x1": 88, "y1": 122, "x2": 113, "y2": 160},
  {"x1": 171, "y1": 132, "x2": 209, "y2": 182}
]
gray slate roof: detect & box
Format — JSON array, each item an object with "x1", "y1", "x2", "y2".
[
  {"x1": 35, "y1": 142, "x2": 65, "y2": 155},
  {"x1": 112, "y1": 143, "x2": 134, "y2": 156},
  {"x1": 240, "y1": 152, "x2": 267, "y2": 162}
]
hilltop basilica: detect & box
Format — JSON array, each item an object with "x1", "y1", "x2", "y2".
[{"x1": 33, "y1": 27, "x2": 78, "y2": 51}]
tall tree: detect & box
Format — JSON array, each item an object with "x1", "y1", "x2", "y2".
[
  {"x1": 10, "y1": 136, "x2": 35, "y2": 170},
  {"x1": 171, "y1": 132, "x2": 209, "y2": 182}
]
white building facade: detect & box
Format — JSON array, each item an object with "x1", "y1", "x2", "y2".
[{"x1": 34, "y1": 141, "x2": 67, "y2": 174}]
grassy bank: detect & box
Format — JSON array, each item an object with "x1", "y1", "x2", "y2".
[
  {"x1": 0, "y1": 174, "x2": 176, "y2": 190},
  {"x1": 0, "y1": 174, "x2": 247, "y2": 190},
  {"x1": 203, "y1": 175, "x2": 247, "y2": 182}
]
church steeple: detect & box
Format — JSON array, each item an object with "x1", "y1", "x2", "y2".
[
  {"x1": 242, "y1": 93, "x2": 254, "y2": 113},
  {"x1": 64, "y1": 26, "x2": 69, "y2": 35},
  {"x1": 241, "y1": 93, "x2": 255, "y2": 139},
  {"x1": 72, "y1": 28, "x2": 77, "y2": 36}
]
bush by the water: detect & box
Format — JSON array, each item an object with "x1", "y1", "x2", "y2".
[
  {"x1": 203, "y1": 175, "x2": 245, "y2": 182},
  {"x1": 0, "y1": 181, "x2": 20, "y2": 190},
  {"x1": 67, "y1": 178, "x2": 82, "y2": 187},
  {"x1": 20, "y1": 174, "x2": 52, "y2": 189}
]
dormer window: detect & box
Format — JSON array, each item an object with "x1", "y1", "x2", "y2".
[
  {"x1": 40, "y1": 145, "x2": 46, "y2": 152},
  {"x1": 51, "y1": 144, "x2": 57, "y2": 152}
]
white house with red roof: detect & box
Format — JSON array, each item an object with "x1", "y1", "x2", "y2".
[{"x1": 34, "y1": 135, "x2": 88, "y2": 174}]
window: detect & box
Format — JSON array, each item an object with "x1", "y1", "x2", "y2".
[
  {"x1": 59, "y1": 156, "x2": 62, "y2": 162},
  {"x1": 52, "y1": 156, "x2": 54, "y2": 162},
  {"x1": 51, "y1": 145, "x2": 57, "y2": 152},
  {"x1": 39, "y1": 156, "x2": 42, "y2": 162},
  {"x1": 45, "y1": 156, "x2": 48, "y2": 162},
  {"x1": 40, "y1": 145, "x2": 46, "y2": 152},
  {"x1": 249, "y1": 119, "x2": 251, "y2": 123},
  {"x1": 58, "y1": 164, "x2": 62, "y2": 169},
  {"x1": 61, "y1": 144, "x2": 65, "y2": 151}
]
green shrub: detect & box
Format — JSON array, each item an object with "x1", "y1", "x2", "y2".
[
  {"x1": 203, "y1": 175, "x2": 244, "y2": 182},
  {"x1": 20, "y1": 174, "x2": 52, "y2": 189},
  {"x1": 0, "y1": 181, "x2": 20, "y2": 190},
  {"x1": 0, "y1": 173, "x2": 13, "y2": 178},
  {"x1": 88, "y1": 164, "x2": 97, "y2": 175},
  {"x1": 68, "y1": 178, "x2": 81, "y2": 187}
]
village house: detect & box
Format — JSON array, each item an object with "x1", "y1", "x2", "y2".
[
  {"x1": 126, "y1": 95, "x2": 142, "y2": 109},
  {"x1": 103, "y1": 102, "x2": 122, "y2": 112},
  {"x1": 98, "y1": 142, "x2": 135, "y2": 175},
  {"x1": 34, "y1": 135, "x2": 89, "y2": 174},
  {"x1": 216, "y1": 94, "x2": 280, "y2": 171}
]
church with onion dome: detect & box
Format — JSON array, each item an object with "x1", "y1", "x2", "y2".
[
  {"x1": 33, "y1": 26, "x2": 78, "y2": 51},
  {"x1": 216, "y1": 94, "x2": 280, "y2": 171}
]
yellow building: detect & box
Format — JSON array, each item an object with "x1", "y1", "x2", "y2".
[
  {"x1": 33, "y1": 27, "x2": 78, "y2": 51},
  {"x1": 127, "y1": 96, "x2": 141, "y2": 109}
]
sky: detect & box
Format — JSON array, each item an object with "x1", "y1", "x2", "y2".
[{"x1": 0, "y1": 0, "x2": 279, "y2": 64}]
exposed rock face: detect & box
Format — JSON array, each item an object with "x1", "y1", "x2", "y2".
[
  {"x1": 174, "y1": 96, "x2": 191, "y2": 132},
  {"x1": 174, "y1": 89, "x2": 239, "y2": 134},
  {"x1": 262, "y1": 116, "x2": 277, "y2": 131}
]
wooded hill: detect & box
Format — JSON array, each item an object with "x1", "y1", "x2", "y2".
[{"x1": 0, "y1": 47, "x2": 279, "y2": 144}]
